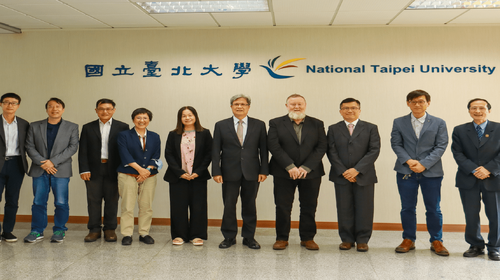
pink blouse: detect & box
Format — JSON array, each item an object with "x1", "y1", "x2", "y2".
[{"x1": 181, "y1": 131, "x2": 196, "y2": 174}]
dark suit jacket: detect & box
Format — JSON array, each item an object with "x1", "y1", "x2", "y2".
[
  {"x1": 212, "y1": 116, "x2": 269, "y2": 182},
  {"x1": 0, "y1": 115, "x2": 29, "y2": 173},
  {"x1": 452, "y1": 121, "x2": 500, "y2": 191},
  {"x1": 327, "y1": 120, "x2": 380, "y2": 186},
  {"x1": 164, "y1": 129, "x2": 212, "y2": 183},
  {"x1": 78, "y1": 118, "x2": 129, "y2": 177},
  {"x1": 116, "y1": 128, "x2": 161, "y2": 175},
  {"x1": 26, "y1": 118, "x2": 79, "y2": 178},
  {"x1": 268, "y1": 115, "x2": 327, "y2": 179}
]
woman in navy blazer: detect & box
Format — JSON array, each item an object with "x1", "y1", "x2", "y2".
[
  {"x1": 164, "y1": 106, "x2": 212, "y2": 246},
  {"x1": 117, "y1": 108, "x2": 161, "y2": 246}
]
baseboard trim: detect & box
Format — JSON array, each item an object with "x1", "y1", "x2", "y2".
[{"x1": 6, "y1": 215, "x2": 488, "y2": 232}]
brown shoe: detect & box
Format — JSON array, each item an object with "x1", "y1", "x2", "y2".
[
  {"x1": 431, "y1": 240, "x2": 449, "y2": 256},
  {"x1": 104, "y1": 230, "x2": 117, "y2": 242},
  {"x1": 357, "y1": 243, "x2": 369, "y2": 252},
  {"x1": 339, "y1": 242, "x2": 355, "y2": 250},
  {"x1": 395, "y1": 239, "x2": 415, "y2": 253},
  {"x1": 84, "y1": 232, "x2": 101, "y2": 242},
  {"x1": 273, "y1": 240, "x2": 288, "y2": 250},
  {"x1": 300, "y1": 240, "x2": 319, "y2": 250}
]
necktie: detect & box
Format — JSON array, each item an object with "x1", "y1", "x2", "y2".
[
  {"x1": 348, "y1": 124, "x2": 354, "y2": 136},
  {"x1": 476, "y1": 125, "x2": 483, "y2": 139},
  {"x1": 237, "y1": 120, "x2": 243, "y2": 144}
]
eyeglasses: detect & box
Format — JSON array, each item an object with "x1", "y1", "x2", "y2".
[
  {"x1": 232, "y1": 103, "x2": 249, "y2": 107},
  {"x1": 2, "y1": 101, "x2": 19, "y2": 106},
  {"x1": 409, "y1": 100, "x2": 427, "y2": 105},
  {"x1": 340, "y1": 107, "x2": 359, "y2": 111},
  {"x1": 469, "y1": 106, "x2": 488, "y2": 112},
  {"x1": 97, "y1": 108, "x2": 115, "y2": 112}
]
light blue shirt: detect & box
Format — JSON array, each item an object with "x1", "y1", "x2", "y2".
[
  {"x1": 411, "y1": 112, "x2": 426, "y2": 139},
  {"x1": 233, "y1": 115, "x2": 248, "y2": 142},
  {"x1": 2, "y1": 115, "x2": 20, "y2": 156},
  {"x1": 473, "y1": 120, "x2": 488, "y2": 132}
]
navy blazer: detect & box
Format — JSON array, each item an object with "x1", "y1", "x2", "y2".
[
  {"x1": 327, "y1": 120, "x2": 380, "y2": 186},
  {"x1": 212, "y1": 116, "x2": 269, "y2": 181},
  {"x1": 452, "y1": 121, "x2": 500, "y2": 191},
  {"x1": 164, "y1": 129, "x2": 212, "y2": 183},
  {"x1": 268, "y1": 115, "x2": 327, "y2": 179},
  {"x1": 117, "y1": 128, "x2": 161, "y2": 175},
  {"x1": 390, "y1": 113, "x2": 448, "y2": 177}
]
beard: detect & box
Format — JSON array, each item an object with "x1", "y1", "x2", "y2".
[{"x1": 288, "y1": 111, "x2": 306, "y2": 120}]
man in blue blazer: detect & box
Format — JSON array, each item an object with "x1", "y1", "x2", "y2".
[
  {"x1": 390, "y1": 90, "x2": 449, "y2": 256},
  {"x1": 212, "y1": 94, "x2": 269, "y2": 249},
  {"x1": 24, "y1": 98, "x2": 79, "y2": 243},
  {"x1": 452, "y1": 98, "x2": 500, "y2": 261}
]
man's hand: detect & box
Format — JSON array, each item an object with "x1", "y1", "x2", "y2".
[
  {"x1": 342, "y1": 168, "x2": 359, "y2": 181},
  {"x1": 41, "y1": 160, "x2": 57, "y2": 175},
  {"x1": 80, "y1": 173, "x2": 91, "y2": 181},
  {"x1": 407, "y1": 159, "x2": 426, "y2": 173},
  {"x1": 297, "y1": 167, "x2": 308, "y2": 179},
  {"x1": 258, "y1": 174, "x2": 267, "y2": 182},
  {"x1": 213, "y1": 175, "x2": 223, "y2": 183},
  {"x1": 474, "y1": 166, "x2": 491, "y2": 180},
  {"x1": 288, "y1": 167, "x2": 301, "y2": 180}
]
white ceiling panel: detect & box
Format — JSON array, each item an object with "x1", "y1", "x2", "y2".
[
  {"x1": 272, "y1": 0, "x2": 339, "y2": 12},
  {"x1": 66, "y1": 3, "x2": 144, "y2": 15},
  {"x1": 0, "y1": 15, "x2": 57, "y2": 28},
  {"x1": 274, "y1": 12, "x2": 334, "y2": 26},
  {"x1": 152, "y1": 13, "x2": 218, "y2": 27},
  {"x1": 339, "y1": 0, "x2": 410, "y2": 11},
  {"x1": 334, "y1": 11, "x2": 401, "y2": 25},
  {"x1": 449, "y1": 9, "x2": 500, "y2": 24},
  {"x1": 36, "y1": 15, "x2": 109, "y2": 28},
  {"x1": 213, "y1": 12, "x2": 273, "y2": 27},
  {"x1": 0, "y1": 0, "x2": 55, "y2": 4},
  {"x1": 5, "y1": 4, "x2": 82, "y2": 16},
  {"x1": 0, "y1": 5, "x2": 22, "y2": 16},
  {"x1": 93, "y1": 14, "x2": 162, "y2": 28},
  {"x1": 64, "y1": 0, "x2": 132, "y2": 2},
  {"x1": 391, "y1": 10, "x2": 466, "y2": 25}
]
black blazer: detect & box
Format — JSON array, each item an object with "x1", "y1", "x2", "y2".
[
  {"x1": 0, "y1": 115, "x2": 29, "y2": 173},
  {"x1": 327, "y1": 120, "x2": 380, "y2": 186},
  {"x1": 268, "y1": 115, "x2": 327, "y2": 179},
  {"x1": 164, "y1": 129, "x2": 212, "y2": 184},
  {"x1": 78, "y1": 119, "x2": 129, "y2": 176},
  {"x1": 452, "y1": 121, "x2": 500, "y2": 191},
  {"x1": 212, "y1": 117, "x2": 269, "y2": 182}
]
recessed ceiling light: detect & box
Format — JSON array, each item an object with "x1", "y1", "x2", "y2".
[
  {"x1": 407, "y1": 0, "x2": 500, "y2": 9},
  {"x1": 136, "y1": 1, "x2": 269, "y2": 14}
]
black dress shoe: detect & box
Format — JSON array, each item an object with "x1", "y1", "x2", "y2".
[
  {"x1": 219, "y1": 238, "x2": 236, "y2": 249},
  {"x1": 463, "y1": 246, "x2": 485, "y2": 257},
  {"x1": 139, "y1": 235, "x2": 155, "y2": 244},
  {"x1": 122, "y1": 236, "x2": 132, "y2": 246},
  {"x1": 243, "y1": 238, "x2": 261, "y2": 249},
  {"x1": 488, "y1": 251, "x2": 500, "y2": 261}
]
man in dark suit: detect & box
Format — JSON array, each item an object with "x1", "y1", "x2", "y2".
[
  {"x1": 79, "y1": 99, "x2": 129, "y2": 242},
  {"x1": 327, "y1": 98, "x2": 380, "y2": 252},
  {"x1": 268, "y1": 94, "x2": 327, "y2": 250},
  {"x1": 212, "y1": 94, "x2": 269, "y2": 249},
  {"x1": 391, "y1": 89, "x2": 449, "y2": 256},
  {"x1": 24, "y1": 97, "x2": 79, "y2": 243},
  {"x1": 0, "y1": 93, "x2": 29, "y2": 243},
  {"x1": 452, "y1": 98, "x2": 500, "y2": 261}
]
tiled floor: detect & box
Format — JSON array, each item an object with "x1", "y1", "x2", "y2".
[{"x1": 1, "y1": 223, "x2": 500, "y2": 279}]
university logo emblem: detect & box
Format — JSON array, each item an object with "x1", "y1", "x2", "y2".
[{"x1": 260, "y1": 56, "x2": 305, "y2": 79}]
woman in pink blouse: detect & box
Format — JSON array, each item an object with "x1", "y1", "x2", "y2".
[{"x1": 164, "y1": 106, "x2": 212, "y2": 246}]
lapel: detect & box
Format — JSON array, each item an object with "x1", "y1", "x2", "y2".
[
  {"x1": 175, "y1": 132, "x2": 182, "y2": 159},
  {"x1": 419, "y1": 113, "x2": 433, "y2": 138},
  {"x1": 284, "y1": 116, "x2": 300, "y2": 144},
  {"x1": 350, "y1": 120, "x2": 365, "y2": 140},
  {"x1": 479, "y1": 121, "x2": 493, "y2": 148},
  {"x1": 466, "y1": 122, "x2": 480, "y2": 148},
  {"x1": 0, "y1": 115, "x2": 5, "y2": 144},
  {"x1": 402, "y1": 114, "x2": 418, "y2": 142},
  {"x1": 92, "y1": 120, "x2": 102, "y2": 142},
  {"x1": 40, "y1": 119, "x2": 48, "y2": 151},
  {"x1": 226, "y1": 117, "x2": 241, "y2": 146},
  {"x1": 131, "y1": 128, "x2": 143, "y2": 151},
  {"x1": 50, "y1": 119, "x2": 66, "y2": 157}
]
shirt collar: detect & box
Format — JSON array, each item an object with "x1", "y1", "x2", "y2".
[
  {"x1": 233, "y1": 115, "x2": 248, "y2": 124},
  {"x1": 473, "y1": 120, "x2": 488, "y2": 130},
  {"x1": 289, "y1": 116, "x2": 306, "y2": 124},
  {"x1": 344, "y1": 119, "x2": 359, "y2": 127},
  {"x1": 411, "y1": 112, "x2": 426, "y2": 123},
  {"x1": 134, "y1": 128, "x2": 147, "y2": 137},
  {"x1": 99, "y1": 118, "x2": 113, "y2": 126},
  {"x1": 2, "y1": 115, "x2": 17, "y2": 125}
]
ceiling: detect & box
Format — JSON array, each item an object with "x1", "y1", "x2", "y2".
[{"x1": 1, "y1": 0, "x2": 500, "y2": 34}]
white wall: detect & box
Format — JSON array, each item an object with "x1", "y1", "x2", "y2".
[{"x1": 1, "y1": 26, "x2": 499, "y2": 225}]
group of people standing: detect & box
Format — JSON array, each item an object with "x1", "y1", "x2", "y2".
[{"x1": 0, "y1": 91, "x2": 499, "y2": 261}]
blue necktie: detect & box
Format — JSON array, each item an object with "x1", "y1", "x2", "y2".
[{"x1": 476, "y1": 125, "x2": 483, "y2": 139}]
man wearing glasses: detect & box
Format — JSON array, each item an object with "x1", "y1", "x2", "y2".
[
  {"x1": 390, "y1": 89, "x2": 449, "y2": 256},
  {"x1": 79, "y1": 99, "x2": 129, "y2": 242},
  {"x1": 451, "y1": 98, "x2": 500, "y2": 261},
  {"x1": 327, "y1": 98, "x2": 380, "y2": 252},
  {"x1": 0, "y1": 93, "x2": 29, "y2": 243}
]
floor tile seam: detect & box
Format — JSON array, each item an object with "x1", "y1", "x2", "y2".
[{"x1": 48, "y1": 241, "x2": 105, "y2": 279}]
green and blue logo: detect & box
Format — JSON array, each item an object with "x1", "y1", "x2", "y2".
[{"x1": 260, "y1": 56, "x2": 305, "y2": 79}]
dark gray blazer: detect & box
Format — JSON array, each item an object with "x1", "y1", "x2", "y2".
[
  {"x1": 0, "y1": 115, "x2": 29, "y2": 173},
  {"x1": 327, "y1": 120, "x2": 380, "y2": 186},
  {"x1": 26, "y1": 118, "x2": 79, "y2": 178}
]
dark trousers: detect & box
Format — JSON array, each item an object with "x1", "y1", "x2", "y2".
[
  {"x1": 334, "y1": 182, "x2": 374, "y2": 244},
  {"x1": 221, "y1": 177, "x2": 260, "y2": 239},
  {"x1": 459, "y1": 182, "x2": 500, "y2": 253},
  {"x1": 0, "y1": 156, "x2": 24, "y2": 233},
  {"x1": 84, "y1": 163, "x2": 119, "y2": 232},
  {"x1": 169, "y1": 179, "x2": 208, "y2": 241},
  {"x1": 274, "y1": 176, "x2": 321, "y2": 241}
]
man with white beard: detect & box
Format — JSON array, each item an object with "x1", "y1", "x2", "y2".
[{"x1": 267, "y1": 94, "x2": 327, "y2": 250}]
